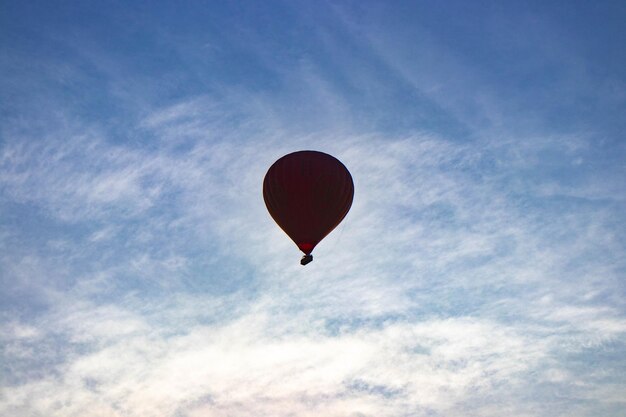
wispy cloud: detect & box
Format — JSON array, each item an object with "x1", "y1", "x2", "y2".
[
  {"x1": 0, "y1": 296, "x2": 552, "y2": 416},
  {"x1": 2, "y1": 94, "x2": 624, "y2": 414},
  {"x1": 1, "y1": 2, "x2": 625, "y2": 416}
]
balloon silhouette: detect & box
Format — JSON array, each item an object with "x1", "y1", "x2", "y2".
[{"x1": 263, "y1": 150, "x2": 354, "y2": 265}]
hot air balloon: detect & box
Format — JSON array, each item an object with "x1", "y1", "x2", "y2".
[{"x1": 263, "y1": 150, "x2": 354, "y2": 265}]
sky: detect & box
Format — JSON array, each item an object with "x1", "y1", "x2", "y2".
[{"x1": 1, "y1": 1, "x2": 625, "y2": 416}]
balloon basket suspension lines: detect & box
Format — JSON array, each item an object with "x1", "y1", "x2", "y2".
[{"x1": 301, "y1": 254, "x2": 313, "y2": 265}]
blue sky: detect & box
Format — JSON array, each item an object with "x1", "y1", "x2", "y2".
[{"x1": 1, "y1": 1, "x2": 625, "y2": 416}]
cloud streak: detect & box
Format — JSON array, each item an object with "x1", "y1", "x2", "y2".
[
  {"x1": 2, "y1": 95, "x2": 624, "y2": 415},
  {"x1": 1, "y1": 2, "x2": 625, "y2": 416}
]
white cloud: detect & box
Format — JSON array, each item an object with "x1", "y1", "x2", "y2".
[
  {"x1": 0, "y1": 298, "x2": 555, "y2": 417},
  {"x1": 1, "y1": 12, "x2": 624, "y2": 414}
]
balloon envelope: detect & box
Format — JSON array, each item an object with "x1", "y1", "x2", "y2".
[{"x1": 263, "y1": 150, "x2": 354, "y2": 256}]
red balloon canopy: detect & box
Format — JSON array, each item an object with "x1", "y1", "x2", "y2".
[{"x1": 263, "y1": 150, "x2": 354, "y2": 263}]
